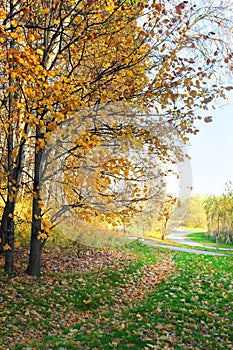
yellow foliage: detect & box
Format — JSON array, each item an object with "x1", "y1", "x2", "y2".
[
  {"x1": 37, "y1": 231, "x2": 48, "y2": 241},
  {"x1": 3, "y1": 243, "x2": 11, "y2": 251},
  {"x1": 0, "y1": 0, "x2": 231, "y2": 252}
]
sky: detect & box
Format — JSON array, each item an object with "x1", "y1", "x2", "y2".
[{"x1": 188, "y1": 92, "x2": 233, "y2": 196}]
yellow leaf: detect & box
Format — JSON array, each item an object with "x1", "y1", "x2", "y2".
[
  {"x1": 0, "y1": 10, "x2": 7, "y2": 19},
  {"x1": 17, "y1": 37, "x2": 23, "y2": 45},
  {"x1": 118, "y1": 324, "x2": 125, "y2": 330},
  {"x1": 15, "y1": 239, "x2": 20, "y2": 248},
  {"x1": 10, "y1": 32, "x2": 18, "y2": 39},
  {"x1": 4, "y1": 243, "x2": 11, "y2": 251},
  {"x1": 36, "y1": 138, "x2": 45, "y2": 151},
  {"x1": 28, "y1": 34, "x2": 35, "y2": 41},
  {"x1": 2, "y1": 76, "x2": 8, "y2": 83},
  {"x1": 10, "y1": 20, "x2": 18, "y2": 27},
  {"x1": 8, "y1": 86, "x2": 15, "y2": 93},
  {"x1": 10, "y1": 72, "x2": 17, "y2": 78},
  {"x1": 37, "y1": 48, "x2": 43, "y2": 55}
]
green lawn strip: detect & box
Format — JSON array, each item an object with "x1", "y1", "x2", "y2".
[
  {"x1": 23, "y1": 249, "x2": 232, "y2": 350},
  {"x1": 186, "y1": 231, "x2": 233, "y2": 249}
]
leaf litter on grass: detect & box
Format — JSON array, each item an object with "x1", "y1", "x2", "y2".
[
  {"x1": 0, "y1": 245, "x2": 175, "y2": 349},
  {"x1": 2, "y1": 245, "x2": 231, "y2": 350}
]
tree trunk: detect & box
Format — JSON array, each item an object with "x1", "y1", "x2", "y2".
[
  {"x1": 26, "y1": 125, "x2": 44, "y2": 276},
  {"x1": 1, "y1": 9, "x2": 19, "y2": 274},
  {"x1": 0, "y1": 203, "x2": 9, "y2": 253},
  {"x1": 161, "y1": 219, "x2": 166, "y2": 240},
  {"x1": 216, "y1": 215, "x2": 220, "y2": 250},
  {"x1": 4, "y1": 213, "x2": 15, "y2": 275},
  {"x1": 26, "y1": 214, "x2": 42, "y2": 276},
  {"x1": 26, "y1": 180, "x2": 43, "y2": 276}
]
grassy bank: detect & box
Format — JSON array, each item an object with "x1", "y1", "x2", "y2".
[
  {"x1": 0, "y1": 243, "x2": 232, "y2": 349},
  {"x1": 186, "y1": 231, "x2": 233, "y2": 249}
]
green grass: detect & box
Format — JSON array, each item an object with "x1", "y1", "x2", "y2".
[
  {"x1": 187, "y1": 231, "x2": 233, "y2": 249},
  {"x1": 0, "y1": 242, "x2": 232, "y2": 349}
]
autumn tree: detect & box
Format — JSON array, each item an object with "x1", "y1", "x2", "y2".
[
  {"x1": 0, "y1": 0, "x2": 152, "y2": 274},
  {"x1": 0, "y1": 0, "x2": 233, "y2": 275},
  {"x1": 203, "y1": 183, "x2": 233, "y2": 247},
  {"x1": 158, "y1": 196, "x2": 178, "y2": 240},
  {"x1": 181, "y1": 194, "x2": 207, "y2": 229}
]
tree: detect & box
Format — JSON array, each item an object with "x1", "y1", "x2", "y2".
[
  {"x1": 181, "y1": 194, "x2": 207, "y2": 229},
  {"x1": 222, "y1": 183, "x2": 233, "y2": 243},
  {"x1": 158, "y1": 196, "x2": 178, "y2": 240},
  {"x1": 0, "y1": 0, "x2": 154, "y2": 274},
  {"x1": 0, "y1": 0, "x2": 233, "y2": 275},
  {"x1": 203, "y1": 184, "x2": 233, "y2": 248}
]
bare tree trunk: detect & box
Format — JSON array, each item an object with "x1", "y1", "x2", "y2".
[
  {"x1": 4, "y1": 210, "x2": 15, "y2": 275},
  {"x1": 26, "y1": 206, "x2": 42, "y2": 276},
  {"x1": 216, "y1": 215, "x2": 220, "y2": 250},
  {"x1": 26, "y1": 126, "x2": 44, "y2": 276},
  {"x1": 161, "y1": 219, "x2": 167, "y2": 240},
  {"x1": 0, "y1": 204, "x2": 9, "y2": 253}
]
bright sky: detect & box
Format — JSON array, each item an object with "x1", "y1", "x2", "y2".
[{"x1": 188, "y1": 92, "x2": 233, "y2": 196}]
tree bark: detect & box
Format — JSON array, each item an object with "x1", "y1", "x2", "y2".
[
  {"x1": 26, "y1": 125, "x2": 44, "y2": 276},
  {"x1": 216, "y1": 215, "x2": 220, "y2": 250},
  {"x1": 0, "y1": 203, "x2": 9, "y2": 253},
  {"x1": 26, "y1": 212, "x2": 42, "y2": 276},
  {"x1": 4, "y1": 212, "x2": 15, "y2": 275}
]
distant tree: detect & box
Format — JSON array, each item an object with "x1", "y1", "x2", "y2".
[
  {"x1": 158, "y1": 196, "x2": 178, "y2": 240},
  {"x1": 203, "y1": 183, "x2": 233, "y2": 248},
  {"x1": 181, "y1": 194, "x2": 207, "y2": 229}
]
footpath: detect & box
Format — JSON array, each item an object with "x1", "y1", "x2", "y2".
[{"x1": 138, "y1": 229, "x2": 233, "y2": 256}]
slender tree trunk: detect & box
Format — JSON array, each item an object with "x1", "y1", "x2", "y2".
[
  {"x1": 4, "y1": 209, "x2": 15, "y2": 275},
  {"x1": 2, "y1": 5, "x2": 17, "y2": 274},
  {"x1": 0, "y1": 199, "x2": 15, "y2": 275},
  {"x1": 216, "y1": 215, "x2": 220, "y2": 250},
  {"x1": 161, "y1": 220, "x2": 165, "y2": 240},
  {"x1": 26, "y1": 126, "x2": 44, "y2": 276},
  {"x1": 0, "y1": 203, "x2": 9, "y2": 253},
  {"x1": 26, "y1": 205, "x2": 42, "y2": 276},
  {"x1": 161, "y1": 219, "x2": 167, "y2": 240}
]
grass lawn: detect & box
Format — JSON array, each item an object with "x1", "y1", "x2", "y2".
[
  {"x1": 186, "y1": 231, "x2": 233, "y2": 249},
  {"x1": 0, "y1": 242, "x2": 232, "y2": 349}
]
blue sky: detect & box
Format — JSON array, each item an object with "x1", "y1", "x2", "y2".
[{"x1": 188, "y1": 92, "x2": 233, "y2": 195}]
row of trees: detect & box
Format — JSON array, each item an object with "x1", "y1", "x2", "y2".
[
  {"x1": 0, "y1": 0, "x2": 233, "y2": 276},
  {"x1": 181, "y1": 194, "x2": 207, "y2": 229},
  {"x1": 203, "y1": 183, "x2": 233, "y2": 248}
]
